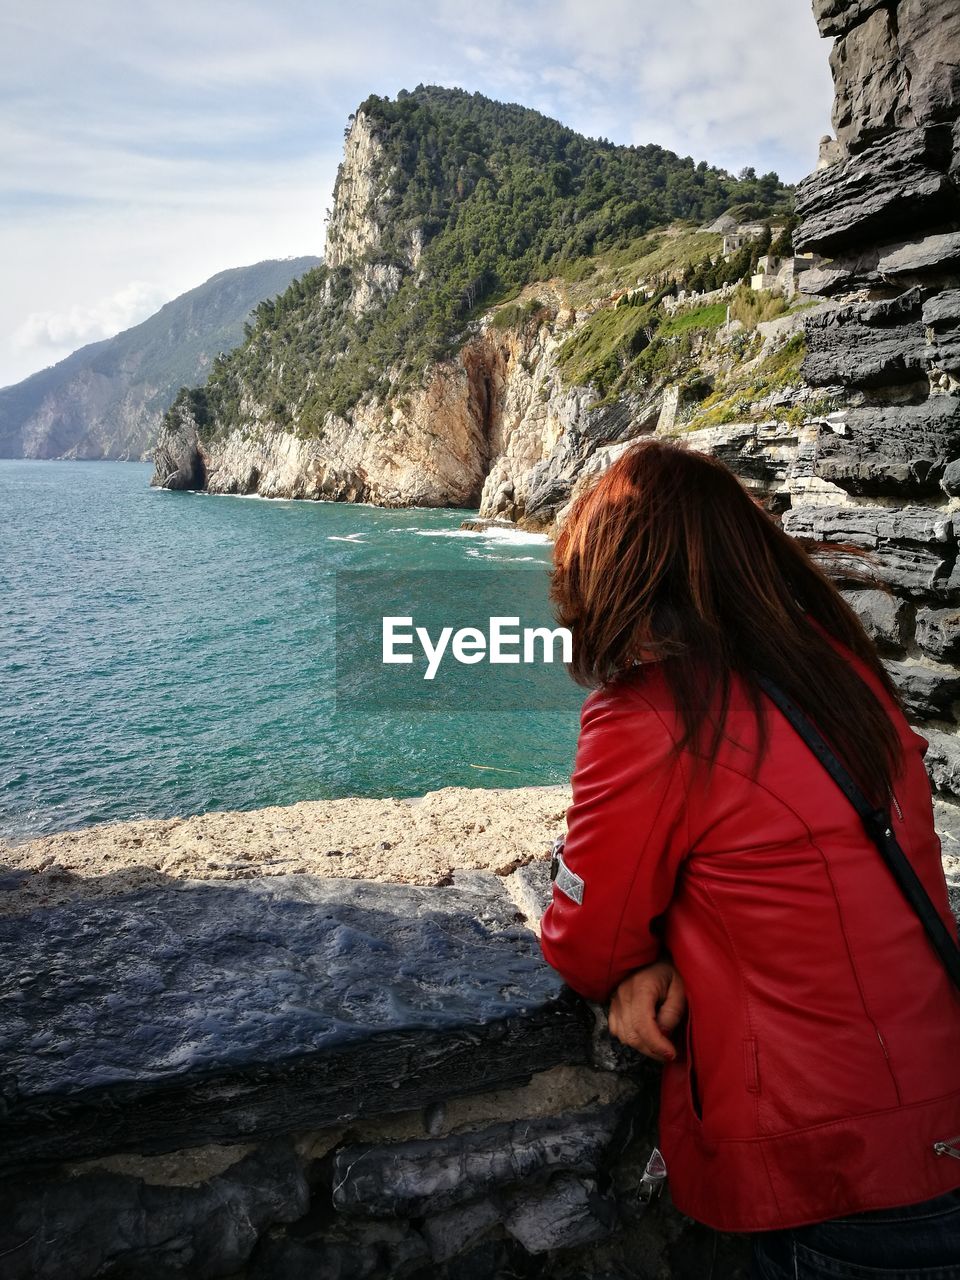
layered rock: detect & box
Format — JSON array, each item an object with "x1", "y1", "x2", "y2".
[
  {"x1": 783, "y1": 0, "x2": 960, "y2": 791},
  {"x1": 805, "y1": 401, "x2": 960, "y2": 498},
  {"x1": 802, "y1": 291, "x2": 927, "y2": 388},
  {"x1": 793, "y1": 128, "x2": 957, "y2": 255},
  {"x1": 813, "y1": 0, "x2": 960, "y2": 148},
  {"x1": 783, "y1": 504, "x2": 960, "y2": 605}
]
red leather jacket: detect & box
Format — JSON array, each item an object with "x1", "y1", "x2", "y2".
[{"x1": 540, "y1": 636, "x2": 960, "y2": 1232}]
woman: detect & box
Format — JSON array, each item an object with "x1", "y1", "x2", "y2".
[{"x1": 540, "y1": 440, "x2": 960, "y2": 1277}]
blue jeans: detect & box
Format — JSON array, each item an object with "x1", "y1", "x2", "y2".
[{"x1": 751, "y1": 1188, "x2": 960, "y2": 1278}]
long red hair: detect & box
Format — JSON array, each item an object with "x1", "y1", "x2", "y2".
[{"x1": 551, "y1": 439, "x2": 904, "y2": 804}]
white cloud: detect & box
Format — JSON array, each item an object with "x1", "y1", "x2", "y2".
[
  {"x1": 0, "y1": 180, "x2": 330, "y2": 384},
  {"x1": 429, "y1": 0, "x2": 834, "y2": 176},
  {"x1": 0, "y1": 0, "x2": 835, "y2": 387},
  {"x1": 13, "y1": 281, "x2": 171, "y2": 353}
]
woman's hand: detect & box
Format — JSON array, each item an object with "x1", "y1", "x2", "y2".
[{"x1": 607, "y1": 959, "x2": 687, "y2": 1062}]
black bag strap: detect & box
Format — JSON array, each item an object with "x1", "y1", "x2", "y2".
[{"x1": 756, "y1": 674, "x2": 960, "y2": 991}]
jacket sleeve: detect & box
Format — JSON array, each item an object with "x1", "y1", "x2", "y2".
[{"x1": 539, "y1": 686, "x2": 691, "y2": 1003}]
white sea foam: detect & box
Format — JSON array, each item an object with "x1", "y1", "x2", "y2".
[
  {"x1": 193, "y1": 491, "x2": 390, "y2": 510},
  {"x1": 466, "y1": 552, "x2": 549, "y2": 563},
  {"x1": 409, "y1": 528, "x2": 480, "y2": 538},
  {"x1": 478, "y1": 528, "x2": 550, "y2": 546},
  {"x1": 195, "y1": 491, "x2": 296, "y2": 503},
  {"x1": 410, "y1": 526, "x2": 550, "y2": 546}
]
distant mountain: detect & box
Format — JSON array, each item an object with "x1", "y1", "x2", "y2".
[{"x1": 0, "y1": 257, "x2": 322, "y2": 460}]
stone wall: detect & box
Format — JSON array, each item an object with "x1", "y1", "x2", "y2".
[
  {"x1": 0, "y1": 867, "x2": 754, "y2": 1279},
  {"x1": 4, "y1": 861, "x2": 957, "y2": 1279},
  {"x1": 785, "y1": 0, "x2": 960, "y2": 821}
]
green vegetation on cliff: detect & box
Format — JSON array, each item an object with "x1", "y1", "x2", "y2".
[
  {"x1": 551, "y1": 268, "x2": 817, "y2": 410},
  {"x1": 175, "y1": 86, "x2": 793, "y2": 439},
  {"x1": 555, "y1": 301, "x2": 658, "y2": 394},
  {"x1": 675, "y1": 329, "x2": 843, "y2": 433}
]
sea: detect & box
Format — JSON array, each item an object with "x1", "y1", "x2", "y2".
[{"x1": 0, "y1": 460, "x2": 584, "y2": 842}]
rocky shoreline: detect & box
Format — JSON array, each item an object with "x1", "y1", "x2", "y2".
[
  {"x1": 0, "y1": 785, "x2": 570, "y2": 917},
  {"x1": 4, "y1": 779, "x2": 957, "y2": 925}
]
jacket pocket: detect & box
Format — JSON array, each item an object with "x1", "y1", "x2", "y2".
[
  {"x1": 686, "y1": 1011, "x2": 703, "y2": 1122},
  {"x1": 743, "y1": 1036, "x2": 760, "y2": 1094}
]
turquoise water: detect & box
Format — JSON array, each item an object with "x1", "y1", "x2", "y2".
[{"x1": 0, "y1": 461, "x2": 583, "y2": 841}]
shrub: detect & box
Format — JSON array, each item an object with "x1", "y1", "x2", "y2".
[{"x1": 729, "y1": 286, "x2": 790, "y2": 330}]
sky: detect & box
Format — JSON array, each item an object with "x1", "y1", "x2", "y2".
[{"x1": 0, "y1": 0, "x2": 834, "y2": 388}]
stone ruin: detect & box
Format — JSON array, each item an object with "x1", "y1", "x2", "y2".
[
  {"x1": 750, "y1": 253, "x2": 817, "y2": 299},
  {"x1": 720, "y1": 223, "x2": 770, "y2": 256}
]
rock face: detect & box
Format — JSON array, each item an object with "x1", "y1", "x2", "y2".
[
  {"x1": 163, "y1": 291, "x2": 645, "y2": 515},
  {"x1": 802, "y1": 291, "x2": 927, "y2": 388},
  {"x1": 189, "y1": 363, "x2": 489, "y2": 506},
  {"x1": 148, "y1": 110, "x2": 505, "y2": 504},
  {"x1": 150, "y1": 399, "x2": 206, "y2": 490},
  {"x1": 325, "y1": 111, "x2": 410, "y2": 317},
  {"x1": 0, "y1": 1143, "x2": 310, "y2": 1280},
  {"x1": 784, "y1": 504, "x2": 960, "y2": 600},
  {"x1": 783, "y1": 0, "x2": 960, "y2": 790},
  {"x1": 329, "y1": 1107, "x2": 624, "y2": 1217},
  {"x1": 325, "y1": 112, "x2": 391, "y2": 272},
  {"x1": 814, "y1": 0, "x2": 960, "y2": 148},
  {"x1": 793, "y1": 129, "x2": 957, "y2": 255},
  {"x1": 805, "y1": 401, "x2": 960, "y2": 497}
]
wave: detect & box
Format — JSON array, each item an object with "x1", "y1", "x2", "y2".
[
  {"x1": 409, "y1": 527, "x2": 550, "y2": 546},
  {"x1": 478, "y1": 528, "x2": 550, "y2": 546}
]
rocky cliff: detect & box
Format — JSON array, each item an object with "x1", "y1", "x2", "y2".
[
  {"x1": 0, "y1": 258, "x2": 320, "y2": 461},
  {"x1": 151, "y1": 87, "x2": 790, "y2": 501},
  {"x1": 154, "y1": 265, "x2": 821, "y2": 513},
  {"x1": 767, "y1": 0, "x2": 960, "y2": 805}
]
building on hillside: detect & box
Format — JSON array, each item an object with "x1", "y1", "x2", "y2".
[
  {"x1": 750, "y1": 253, "x2": 820, "y2": 299},
  {"x1": 721, "y1": 224, "x2": 770, "y2": 255}
]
